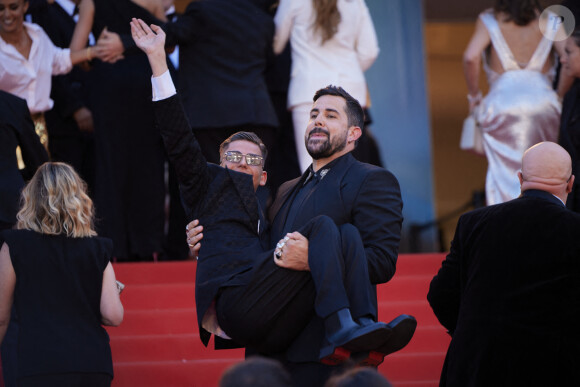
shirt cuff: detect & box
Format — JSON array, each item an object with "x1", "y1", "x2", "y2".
[{"x1": 151, "y1": 70, "x2": 177, "y2": 101}]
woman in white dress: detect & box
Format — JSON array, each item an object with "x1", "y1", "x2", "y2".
[
  {"x1": 463, "y1": 0, "x2": 565, "y2": 205},
  {"x1": 273, "y1": 0, "x2": 379, "y2": 172}
]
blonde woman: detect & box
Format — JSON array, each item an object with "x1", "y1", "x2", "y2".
[
  {"x1": 273, "y1": 0, "x2": 379, "y2": 172},
  {"x1": 0, "y1": 162, "x2": 123, "y2": 387}
]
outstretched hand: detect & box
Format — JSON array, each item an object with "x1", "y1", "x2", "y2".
[
  {"x1": 130, "y1": 18, "x2": 165, "y2": 56},
  {"x1": 130, "y1": 18, "x2": 168, "y2": 77}
]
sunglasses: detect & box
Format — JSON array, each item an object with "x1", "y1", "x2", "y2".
[{"x1": 223, "y1": 151, "x2": 264, "y2": 166}]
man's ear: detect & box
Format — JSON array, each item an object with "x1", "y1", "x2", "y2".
[
  {"x1": 518, "y1": 171, "x2": 524, "y2": 186},
  {"x1": 347, "y1": 126, "x2": 362, "y2": 144},
  {"x1": 259, "y1": 171, "x2": 267, "y2": 186},
  {"x1": 567, "y1": 175, "x2": 575, "y2": 193}
]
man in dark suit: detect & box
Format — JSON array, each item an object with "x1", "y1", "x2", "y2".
[
  {"x1": 132, "y1": 18, "x2": 411, "y2": 364},
  {"x1": 0, "y1": 90, "x2": 48, "y2": 387},
  {"x1": 428, "y1": 142, "x2": 580, "y2": 386},
  {"x1": 160, "y1": 0, "x2": 278, "y2": 166},
  {"x1": 187, "y1": 44, "x2": 409, "y2": 387}
]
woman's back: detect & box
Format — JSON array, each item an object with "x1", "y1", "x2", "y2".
[
  {"x1": 2, "y1": 229, "x2": 114, "y2": 379},
  {"x1": 486, "y1": 11, "x2": 555, "y2": 75}
]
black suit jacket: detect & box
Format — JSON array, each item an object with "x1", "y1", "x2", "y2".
[
  {"x1": 428, "y1": 190, "x2": 580, "y2": 386},
  {"x1": 268, "y1": 153, "x2": 403, "y2": 361},
  {"x1": 154, "y1": 95, "x2": 267, "y2": 347},
  {"x1": 162, "y1": 0, "x2": 278, "y2": 128},
  {"x1": 0, "y1": 91, "x2": 48, "y2": 226},
  {"x1": 559, "y1": 79, "x2": 580, "y2": 211}
]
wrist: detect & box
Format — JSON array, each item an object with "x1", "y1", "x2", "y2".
[{"x1": 467, "y1": 91, "x2": 482, "y2": 104}]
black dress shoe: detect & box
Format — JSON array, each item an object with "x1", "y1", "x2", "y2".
[
  {"x1": 374, "y1": 314, "x2": 417, "y2": 356},
  {"x1": 320, "y1": 309, "x2": 393, "y2": 364}
]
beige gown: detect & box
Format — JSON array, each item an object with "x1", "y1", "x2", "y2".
[{"x1": 477, "y1": 10, "x2": 561, "y2": 205}]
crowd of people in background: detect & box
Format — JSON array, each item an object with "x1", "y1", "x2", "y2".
[{"x1": 3, "y1": 0, "x2": 580, "y2": 386}]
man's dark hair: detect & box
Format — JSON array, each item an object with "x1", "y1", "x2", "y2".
[
  {"x1": 313, "y1": 85, "x2": 365, "y2": 130},
  {"x1": 219, "y1": 131, "x2": 268, "y2": 162},
  {"x1": 219, "y1": 356, "x2": 292, "y2": 387}
]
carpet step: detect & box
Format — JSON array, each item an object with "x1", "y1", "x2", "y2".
[
  {"x1": 381, "y1": 352, "x2": 446, "y2": 383},
  {"x1": 109, "y1": 353, "x2": 446, "y2": 387},
  {"x1": 378, "y1": 275, "x2": 436, "y2": 301},
  {"x1": 106, "y1": 309, "x2": 196, "y2": 336},
  {"x1": 113, "y1": 261, "x2": 196, "y2": 285},
  {"x1": 120, "y1": 283, "x2": 195, "y2": 310},
  {"x1": 112, "y1": 359, "x2": 241, "y2": 387},
  {"x1": 377, "y1": 300, "x2": 440, "y2": 326},
  {"x1": 108, "y1": 326, "x2": 449, "y2": 363}
]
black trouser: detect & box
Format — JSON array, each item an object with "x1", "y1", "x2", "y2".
[{"x1": 216, "y1": 215, "x2": 375, "y2": 354}]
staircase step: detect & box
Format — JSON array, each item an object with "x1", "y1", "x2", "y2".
[
  {"x1": 113, "y1": 261, "x2": 196, "y2": 285},
  {"x1": 395, "y1": 253, "x2": 445, "y2": 276},
  {"x1": 112, "y1": 359, "x2": 242, "y2": 387},
  {"x1": 380, "y1": 352, "x2": 446, "y2": 383},
  {"x1": 120, "y1": 283, "x2": 195, "y2": 310},
  {"x1": 106, "y1": 309, "x2": 196, "y2": 336},
  {"x1": 377, "y1": 300, "x2": 441, "y2": 327},
  {"x1": 378, "y1": 275, "x2": 435, "y2": 301},
  {"x1": 110, "y1": 334, "x2": 244, "y2": 362}
]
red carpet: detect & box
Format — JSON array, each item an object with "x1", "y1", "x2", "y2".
[{"x1": 105, "y1": 253, "x2": 449, "y2": 386}]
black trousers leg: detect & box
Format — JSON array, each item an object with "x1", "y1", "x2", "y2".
[
  {"x1": 338, "y1": 223, "x2": 377, "y2": 319},
  {"x1": 216, "y1": 216, "x2": 372, "y2": 354}
]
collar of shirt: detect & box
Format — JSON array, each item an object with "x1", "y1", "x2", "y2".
[
  {"x1": 0, "y1": 22, "x2": 42, "y2": 60},
  {"x1": 55, "y1": 0, "x2": 77, "y2": 17}
]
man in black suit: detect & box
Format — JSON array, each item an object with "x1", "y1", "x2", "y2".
[
  {"x1": 132, "y1": 18, "x2": 412, "y2": 365},
  {"x1": 161, "y1": 0, "x2": 278, "y2": 166},
  {"x1": 187, "y1": 35, "x2": 409, "y2": 387},
  {"x1": 428, "y1": 142, "x2": 580, "y2": 386},
  {"x1": 0, "y1": 90, "x2": 48, "y2": 387}
]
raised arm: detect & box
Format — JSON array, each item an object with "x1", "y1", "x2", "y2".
[{"x1": 131, "y1": 18, "x2": 210, "y2": 214}]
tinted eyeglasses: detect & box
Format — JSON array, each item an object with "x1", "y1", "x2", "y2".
[{"x1": 223, "y1": 151, "x2": 264, "y2": 166}]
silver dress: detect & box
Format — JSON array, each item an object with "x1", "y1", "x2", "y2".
[{"x1": 477, "y1": 10, "x2": 561, "y2": 205}]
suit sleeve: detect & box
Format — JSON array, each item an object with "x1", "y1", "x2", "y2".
[
  {"x1": 427, "y1": 216, "x2": 464, "y2": 335},
  {"x1": 13, "y1": 98, "x2": 49, "y2": 180},
  {"x1": 352, "y1": 168, "x2": 403, "y2": 284},
  {"x1": 153, "y1": 95, "x2": 210, "y2": 216},
  {"x1": 162, "y1": 2, "x2": 205, "y2": 48}
]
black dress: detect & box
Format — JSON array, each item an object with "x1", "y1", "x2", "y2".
[
  {"x1": 89, "y1": 0, "x2": 165, "y2": 260},
  {"x1": 1, "y1": 229, "x2": 114, "y2": 382}
]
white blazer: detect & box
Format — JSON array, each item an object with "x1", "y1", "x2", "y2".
[{"x1": 274, "y1": 0, "x2": 379, "y2": 108}]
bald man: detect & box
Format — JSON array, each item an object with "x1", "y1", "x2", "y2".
[{"x1": 427, "y1": 142, "x2": 580, "y2": 387}]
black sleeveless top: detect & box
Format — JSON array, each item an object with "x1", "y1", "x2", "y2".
[{"x1": 1, "y1": 229, "x2": 114, "y2": 378}]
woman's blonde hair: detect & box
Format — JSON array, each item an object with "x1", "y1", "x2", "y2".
[
  {"x1": 313, "y1": 0, "x2": 341, "y2": 44},
  {"x1": 16, "y1": 162, "x2": 97, "y2": 237}
]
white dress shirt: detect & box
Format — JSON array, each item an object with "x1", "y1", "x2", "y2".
[
  {"x1": 274, "y1": 0, "x2": 379, "y2": 108},
  {"x1": 0, "y1": 22, "x2": 72, "y2": 114}
]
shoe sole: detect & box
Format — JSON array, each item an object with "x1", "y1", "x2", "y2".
[{"x1": 376, "y1": 315, "x2": 417, "y2": 356}]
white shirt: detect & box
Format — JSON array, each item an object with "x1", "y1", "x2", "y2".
[
  {"x1": 0, "y1": 22, "x2": 72, "y2": 114},
  {"x1": 274, "y1": 0, "x2": 379, "y2": 108}
]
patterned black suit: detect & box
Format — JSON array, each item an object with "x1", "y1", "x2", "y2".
[{"x1": 428, "y1": 190, "x2": 580, "y2": 386}]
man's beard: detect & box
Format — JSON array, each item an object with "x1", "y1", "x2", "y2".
[{"x1": 305, "y1": 127, "x2": 347, "y2": 160}]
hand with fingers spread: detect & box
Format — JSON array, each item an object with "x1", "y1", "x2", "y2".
[
  {"x1": 130, "y1": 18, "x2": 167, "y2": 77},
  {"x1": 273, "y1": 231, "x2": 309, "y2": 271}
]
